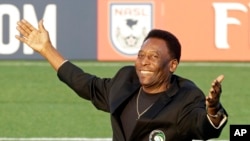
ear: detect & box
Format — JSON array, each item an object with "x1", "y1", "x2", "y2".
[{"x1": 169, "y1": 59, "x2": 178, "y2": 73}]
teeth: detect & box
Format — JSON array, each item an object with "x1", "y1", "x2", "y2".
[{"x1": 141, "y1": 71, "x2": 152, "y2": 74}]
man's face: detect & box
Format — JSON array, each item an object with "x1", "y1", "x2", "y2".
[{"x1": 135, "y1": 38, "x2": 172, "y2": 90}]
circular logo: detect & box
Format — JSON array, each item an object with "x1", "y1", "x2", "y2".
[{"x1": 149, "y1": 129, "x2": 166, "y2": 141}]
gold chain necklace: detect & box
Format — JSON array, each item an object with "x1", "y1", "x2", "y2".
[{"x1": 136, "y1": 87, "x2": 154, "y2": 119}]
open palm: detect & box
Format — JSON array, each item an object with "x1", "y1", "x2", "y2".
[{"x1": 15, "y1": 19, "x2": 51, "y2": 53}]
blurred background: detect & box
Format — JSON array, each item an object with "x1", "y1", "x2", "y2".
[
  {"x1": 1, "y1": 0, "x2": 250, "y2": 61},
  {"x1": 1, "y1": 0, "x2": 249, "y2": 140}
]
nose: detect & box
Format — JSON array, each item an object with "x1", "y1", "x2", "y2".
[{"x1": 141, "y1": 55, "x2": 150, "y2": 66}]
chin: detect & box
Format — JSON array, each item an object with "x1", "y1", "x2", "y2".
[{"x1": 139, "y1": 80, "x2": 150, "y2": 86}]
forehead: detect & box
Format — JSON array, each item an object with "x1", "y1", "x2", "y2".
[{"x1": 140, "y1": 38, "x2": 169, "y2": 53}]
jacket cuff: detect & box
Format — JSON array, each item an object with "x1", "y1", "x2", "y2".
[{"x1": 207, "y1": 114, "x2": 228, "y2": 129}]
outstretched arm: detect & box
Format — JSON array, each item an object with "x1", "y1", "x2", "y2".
[
  {"x1": 206, "y1": 75, "x2": 226, "y2": 126},
  {"x1": 15, "y1": 19, "x2": 65, "y2": 71}
]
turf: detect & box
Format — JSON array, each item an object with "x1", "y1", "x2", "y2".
[{"x1": 0, "y1": 60, "x2": 249, "y2": 140}]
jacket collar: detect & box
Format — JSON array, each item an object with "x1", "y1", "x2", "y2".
[{"x1": 110, "y1": 74, "x2": 179, "y2": 115}]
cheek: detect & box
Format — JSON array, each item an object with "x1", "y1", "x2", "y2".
[
  {"x1": 135, "y1": 60, "x2": 141, "y2": 76},
  {"x1": 134, "y1": 60, "x2": 140, "y2": 70},
  {"x1": 134, "y1": 59, "x2": 139, "y2": 65},
  {"x1": 156, "y1": 63, "x2": 170, "y2": 76}
]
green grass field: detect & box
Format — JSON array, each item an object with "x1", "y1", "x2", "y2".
[{"x1": 0, "y1": 60, "x2": 249, "y2": 140}]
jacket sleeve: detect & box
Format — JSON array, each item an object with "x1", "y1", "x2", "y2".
[
  {"x1": 57, "y1": 61, "x2": 112, "y2": 112},
  {"x1": 176, "y1": 79, "x2": 227, "y2": 140}
]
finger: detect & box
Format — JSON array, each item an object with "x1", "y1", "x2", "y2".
[
  {"x1": 209, "y1": 87, "x2": 215, "y2": 95},
  {"x1": 212, "y1": 80, "x2": 221, "y2": 88},
  {"x1": 15, "y1": 35, "x2": 27, "y2": 44},
  {"x1": 16, "y1": 25, "x2": 29, "y2": 38},
  {"x1": 17, "y1": 21, "x2": 32, "y2": 35},
  {"x1": 38, "y1": 19, "x2": 46, "y2": 32},
  {"x1": 206, "y1": 96, "x2": 213, "y2": 103},
  {"x1": 210, "y1": 82, "x2": 222, "y2": 94},
  {"x1": 209, "y1": 88, "x2": 218, "y2": 98},
  {"x1": 17, "y1": 20, "x2": 35, "y2": 37},
  {"x1": 216, "y1": 74, "x2": 224, "y2": 83},
  {"x1": 213, "y1": 80, "x2": 222, "y2": 93},
  {"x1": 22, "y1": 19, "x2": 37, "y2": 32},
  {"x1": 209, "y1": 83, "x2": 222, "y2": 100},
  {"x1": 206, "y1": 96, "x2": 218, "y2": 107}
]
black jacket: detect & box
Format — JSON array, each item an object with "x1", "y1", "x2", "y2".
[{"x1": 57, "y1": 61, "x2": 228, "y2": 141}]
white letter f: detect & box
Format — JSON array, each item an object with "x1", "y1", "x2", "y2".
[{"x1": 213, "y1": 3, "x2": 247, "y2": 49}]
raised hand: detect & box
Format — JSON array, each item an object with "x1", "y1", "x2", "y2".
[
  {"x1": 15, "y1": 19, "x2": 65, "y2": 71},
  {"x1": 15, "y1": 19, "x2": 51, "y2": 53},
  {"x1": 206, "y1": 75, "x2": 224, "y2": 108}
]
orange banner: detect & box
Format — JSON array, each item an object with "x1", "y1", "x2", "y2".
[{"x1": 98, "y1": 0, "x2": 250, "y2": 61}]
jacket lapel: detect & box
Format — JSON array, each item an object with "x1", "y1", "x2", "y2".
[
  {"x1": 141, "y1": 93, "x2": 172, "y2": 119},
  {"x1": 128, "y1": 93, "x2": 173, "y2": 140},
  {"x1": 110, "y1": 80, "x2": 140, "y2": 114},
  {"x1": 129, "y1": 77, "x2": 179, "y2": 140}
]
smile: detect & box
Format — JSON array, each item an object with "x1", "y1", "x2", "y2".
[{"x1": 140, "y1": 71, "x2": 153, "y2": 74}]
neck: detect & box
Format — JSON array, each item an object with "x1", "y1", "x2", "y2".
[{"x1": 142, "y1": 83, "x2": 171, "y2": 94}]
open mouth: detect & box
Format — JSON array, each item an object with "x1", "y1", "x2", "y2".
[{"x1": 140, "y1": 70, "x2": 153, "y2": 75}]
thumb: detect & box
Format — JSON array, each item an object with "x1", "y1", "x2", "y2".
[
  {"x1": 38, "y1": 19, "x2": 46, "y2": 32},
  {"x1": 216, "y1": 74, "x2": 224, "y2": 83}
]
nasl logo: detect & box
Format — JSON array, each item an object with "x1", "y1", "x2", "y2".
[{"x1": 109, "y1": 2, "x2": 153, "y2": 56}]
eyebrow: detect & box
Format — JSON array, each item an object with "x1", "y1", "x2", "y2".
[{"x1": 139, "y1": 50, "x2": 160, "y2": 54}]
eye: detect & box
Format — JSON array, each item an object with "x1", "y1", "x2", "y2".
[
  {"x1": 149, "y1": 54, "x2": 159, "y2": 60},
  {"x1": 152, "y1": 55, "x2": 159, "y2": 59},
  {"x1": 138, "y1": 53, "x2": 145, "y2": 59}
]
